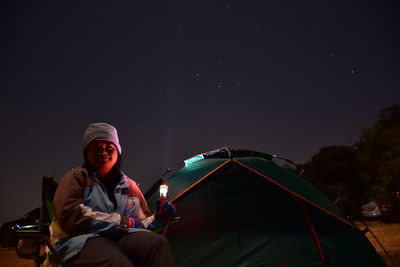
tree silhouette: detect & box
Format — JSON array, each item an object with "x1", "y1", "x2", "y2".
[
  {"x1": 298, "y1": 104, "x2": 400, "y2": 220},
  {"x1": 357, "y1": 104, "x2": 400, "y2": 220},
  {"x1": 298, "y1": 145, "x2": 369, "y2": 218}
]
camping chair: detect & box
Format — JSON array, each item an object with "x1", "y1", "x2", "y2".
[{"x1": 15, "y1": 176, "x2": 66, "y2": 267}]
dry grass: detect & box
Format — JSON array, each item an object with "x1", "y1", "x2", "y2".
[
  {"x1": 0, "y1": 247, "x2": 32, "y2": 267},
  {"x1": 355, "y1": 221, "x2": 400, "y2": 267}
]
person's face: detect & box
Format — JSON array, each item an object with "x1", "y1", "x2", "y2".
[{"x1": 86, "y1": 140, "x2": 118, "y2": 177}]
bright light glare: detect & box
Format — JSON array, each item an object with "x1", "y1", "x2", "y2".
[{"x1": 159, "y1": 184, "x2": 168, "y2": 198}]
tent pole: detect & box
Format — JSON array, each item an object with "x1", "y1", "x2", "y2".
[
  {"x1": 232, "y1": 159, "x2": 359, "y2": 231},
  {"x1": 170, "y1": 160, "x2": 231, "y2": 204},
  {"x1": 292, "y1": 195, "x2": 326, "y2": 267}
]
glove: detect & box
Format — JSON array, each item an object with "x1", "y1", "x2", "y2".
[
  {"x1": 147, "y1": 220, "x2": 164, "y2": 232},
  {"x1": 128, "y1": 217, "x2": 145, "y2": 229},
  {"x1": 155, "y1": 200, "x2": 177, "y2": 223}
]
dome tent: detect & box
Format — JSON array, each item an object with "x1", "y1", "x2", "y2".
[{"x1": 145, "y1": 147, "x2": 385, "y2": 267}]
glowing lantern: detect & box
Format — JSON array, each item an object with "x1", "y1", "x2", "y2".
[
  {"x1": 159, "y1": 184, "x2": 169, "y2": 215},
  {"x1": 159, "y1": 184, "x2": 168, "y2": 200}
]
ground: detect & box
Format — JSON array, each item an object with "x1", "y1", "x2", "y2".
[
  {"x1": 355, "y1": 221, "x2": 400, "y2": 267},
  {"x1": 0, "y1": 221, "x2": 399, "y2": 266},
  {"x1": 0, "y1": 247, "x2": 33, "y2": 267}
]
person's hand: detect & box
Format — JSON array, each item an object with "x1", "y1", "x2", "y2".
[
  {"x1": 155, "y1": 200, "x2": 177, "y2": 223},
  {"x1": 128, "y1": 217, "x2": 145, "y2": 229}
]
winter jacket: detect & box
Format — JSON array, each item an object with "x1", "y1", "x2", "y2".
[{"x1": 50, "y1": 167, "x2": 155, "y2": 262}]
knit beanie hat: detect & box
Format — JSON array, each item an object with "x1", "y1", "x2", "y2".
[{"x1": 83, "y1": 123, "x2": 122, "y2": 155}]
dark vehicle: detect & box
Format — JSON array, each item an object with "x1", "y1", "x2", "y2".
[{"x1": 0, "y1": 208, "x2": 40, "y2": 247}]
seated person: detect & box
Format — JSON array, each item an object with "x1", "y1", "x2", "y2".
[{"x1": 50, "y1": 122, "x2": 176, "y2": 267}]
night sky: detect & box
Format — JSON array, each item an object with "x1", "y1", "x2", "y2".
[{"x1": 1, "y1": 1, "x2": 399, "y2": 224}]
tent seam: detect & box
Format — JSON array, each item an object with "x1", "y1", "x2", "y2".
[
  {"x1": 169, "y1": 159, "x2": 231, "y2": 204},
  {"x1": 292, "y1": 195, "x2": 326, "y2": 267},
  {"x1": 232, "y1": 159, "x2": 360, "y2": 231}
]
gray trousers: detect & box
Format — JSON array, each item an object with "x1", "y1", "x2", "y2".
[{"x1": 70, "y1": 231, "x2": 174, "y2": 267}]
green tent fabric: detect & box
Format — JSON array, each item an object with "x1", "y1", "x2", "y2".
[{"x1": 145, "y1": 148, "x2": 385, "y2": 267}]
